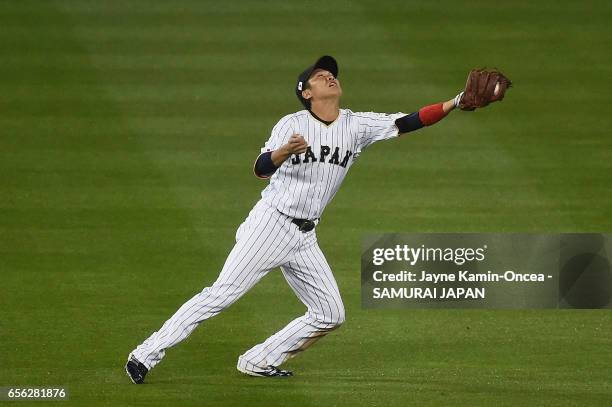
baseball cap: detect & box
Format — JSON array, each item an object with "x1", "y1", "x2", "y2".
[{"x1": 295, "y1": 55, "x2": 339, "y2": 109}]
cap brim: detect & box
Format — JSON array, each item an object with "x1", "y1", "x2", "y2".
[{"x1": 310, "y1": 55, "x2": 338, "y2": 79}]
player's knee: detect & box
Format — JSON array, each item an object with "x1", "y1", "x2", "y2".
[
  {"x1": 307, "y1": 308, "x2": 344, "y2": 329},
  {"x1": 336, "y1": 301, "x2": 346, "y2": 326},
  {"x1": 322, "y1": 306, "x2": 346, "y2": 328},
  {"x1": 333, "y1": 309, "x2": 345, "y2": 327},
  {"x1": 201, "y1": 284, "x2": 244, "y2": 308},
  {"x1": 328, "y1": 302, "x2": 345, "y2": 327}
]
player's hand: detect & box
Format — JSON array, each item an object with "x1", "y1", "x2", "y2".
[
  {"x1": 270, "y1": 134, "x2": 308, "y2": 166},
  {"x1": 285, "y1": 134, "x2": 308, "y2": 154}
]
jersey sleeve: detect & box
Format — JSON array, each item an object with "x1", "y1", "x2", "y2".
[
  {"x1": 260, "y1": 114, "x2": 296, "y2": 154},
  {"x1": 354, "y1": 111, "x2": 407, "y2": 151}
]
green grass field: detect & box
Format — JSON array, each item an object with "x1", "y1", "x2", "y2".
[{"x1": 1, "y1": 0, "x2": 611, "y2": 405}]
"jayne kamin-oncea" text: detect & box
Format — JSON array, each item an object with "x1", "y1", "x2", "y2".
[{"x1": 372, "y1": 270, "x2": 550, "y2": 283}]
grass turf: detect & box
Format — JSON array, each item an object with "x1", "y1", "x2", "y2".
[{"x1": 0, "y1": 0, "x2": 611, "y2": 405}]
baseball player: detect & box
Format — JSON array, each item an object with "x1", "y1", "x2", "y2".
[{"x1": 125, "y1": 55, "x2": 510, "y2": 382}]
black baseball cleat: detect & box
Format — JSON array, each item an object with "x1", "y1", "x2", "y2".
[
  {"x1": 258, "y1": 366, "x2": 293, "y2": 377},
  {"x1": 238, "y1": 365, "x2": 293, "y2": 378},
  {"x1": 125, "y1": 356, "x2": 148, "y2": 384}
]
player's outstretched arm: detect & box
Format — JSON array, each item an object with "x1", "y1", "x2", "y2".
[
  {"x1": 395, "y1": 95, "x2": 460, "y2": 135},
  {"x1": 253, "y1": 134, "x2": 308, "y2": 179},
  {"x1": 396, "y1": 68, "x2": 512, "y2": 135}
]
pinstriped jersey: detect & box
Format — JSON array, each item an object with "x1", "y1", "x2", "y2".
[{"x1": 259, "y1": 109, "x2": 406, "y2": 220}]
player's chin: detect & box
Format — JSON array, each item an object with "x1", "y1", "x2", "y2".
[{"x1": 328, "y1": 87, "x2": 342, "y2": 97}]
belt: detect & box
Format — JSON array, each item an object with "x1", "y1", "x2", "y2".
[{"x1": 291, "y1": 218, "x2": 316, "y2": 233}]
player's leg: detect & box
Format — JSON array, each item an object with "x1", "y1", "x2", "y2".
[
  {"x1": 130, "y1": 203, "x2": 300, "y2": 371},
  {"x1": 237, "y1": 234, "x2": 345, "y2": 374}
]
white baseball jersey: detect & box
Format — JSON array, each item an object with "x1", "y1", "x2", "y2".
[
  {"x1": 129, "y1": 108, "x2": 407, "y2": 376},
  {"x1": 260, "y1": 109, "x2": 406, "y2": 220}
]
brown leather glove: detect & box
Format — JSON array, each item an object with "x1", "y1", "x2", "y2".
[{"x1": 458, "y1": 68, "x2": 512, "y2": 111}]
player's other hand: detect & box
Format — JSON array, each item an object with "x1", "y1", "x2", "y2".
[
  {"x1": 285, "y1": 134, "x2": 308, "y2": 154},
  {"x1": 270, "y1": 134, "x2": 308, "y2": 167}
]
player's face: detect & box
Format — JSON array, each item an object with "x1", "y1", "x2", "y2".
[{"x1": 303, "y1": 68, "x2": 342, "y2": 103}]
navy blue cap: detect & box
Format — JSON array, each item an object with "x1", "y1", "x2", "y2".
[{"x1": 295, "y1": 55, "x2": 339, "y2": 109}]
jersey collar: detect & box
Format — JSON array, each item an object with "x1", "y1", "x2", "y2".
[{"x1": 308, "y1": 109, "x2": 340, "y2": 127}]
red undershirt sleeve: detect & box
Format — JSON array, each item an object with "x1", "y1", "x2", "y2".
[{"x1": 418, "y1": 103, "x2": 448, "y2": 126}]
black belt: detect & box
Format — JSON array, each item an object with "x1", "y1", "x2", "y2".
[{"x1": 291, "y1": 218, "x2": 316, "y2": 232}]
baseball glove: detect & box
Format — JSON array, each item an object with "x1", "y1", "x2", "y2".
[{"x1": 458, "y1": 68, "x2": 512, "y2": 111}]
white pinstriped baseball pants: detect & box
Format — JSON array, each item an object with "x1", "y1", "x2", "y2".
[{"x1": 131, "y1": 200, "x2": 345, "y2": 372}]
